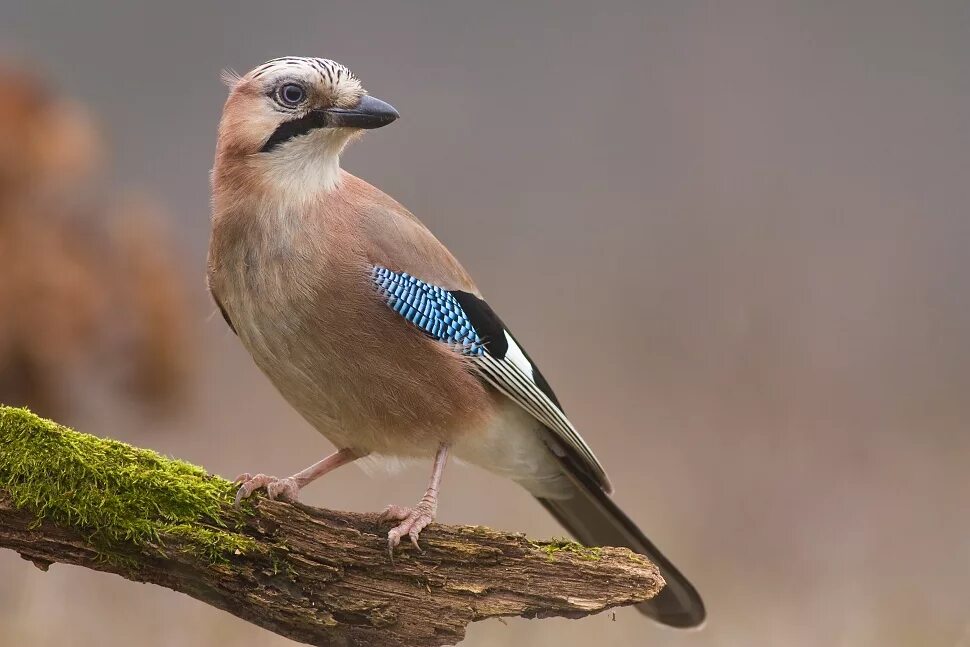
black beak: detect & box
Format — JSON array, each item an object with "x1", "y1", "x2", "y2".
[
  {"x1": 260, "y1": 95, "x2": 400, "y2": 153},
  {"x1": 324, "y1": 95, "x2": 399, "y2": 129}
]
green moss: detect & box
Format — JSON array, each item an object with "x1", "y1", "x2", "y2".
[
  {"x1": 0, "y1": 406, "x2": 258, "y2": 562},
  {"x1": 531, "y1": 537, "x2": 603, "y2": 561}
]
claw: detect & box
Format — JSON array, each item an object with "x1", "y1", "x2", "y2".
[
  {"x1": 382, "y1": 503, "x2": 435, "y2": 554},
  {"x1": 409, "y1": 528, "x2": 424, "y2": 552},
  {"x1": 233, "y1": 473, "x2": 300, "y2": 506},
  {"x1": 379, "y1": 444, "x2": 447, "y2": 556}
]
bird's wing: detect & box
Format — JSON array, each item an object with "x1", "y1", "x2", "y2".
[
  {"x1": 342, "y1": 173, "x2": 479, "y2": 293},
  {"x1": 370, "y1": 265, "x2": 612, "y2": 493},
  {"x1": 212, "y1": 292, "x2": 236, "y2": 334}
]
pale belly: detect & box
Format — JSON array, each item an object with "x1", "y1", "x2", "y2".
[
  {"x1": 215, "y1": 258, "x2": 492, "y2": 458},
  {"x1": 214, "y1": 255, "x2": 566, "y2": 494},
  {"x1": 452, "y1": 398, "x2": 572, "y2": 499}
]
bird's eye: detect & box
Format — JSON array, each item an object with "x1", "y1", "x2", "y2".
[{"x1": 276, "y1": 83, "x2": 306, "y2": 107}]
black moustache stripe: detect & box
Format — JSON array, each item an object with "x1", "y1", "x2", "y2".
[{"x1": 260, "y1": 111, "x2": 329, "y2": 153}]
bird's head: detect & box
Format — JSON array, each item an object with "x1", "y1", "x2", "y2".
[{"x1": 214, "y1": 57, "x2": 398, "y2": 194}]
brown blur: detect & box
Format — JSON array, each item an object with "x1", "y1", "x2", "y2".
[
  {"x1": 0, "y1": 67, "x2": 193, "y2": 420},
  {"x1": 0, "y1": 2, "x2": 968, "y2": 646}
]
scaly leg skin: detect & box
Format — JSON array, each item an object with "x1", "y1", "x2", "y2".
[
  {"x1": 234, "y1": 448, "x2": 361, "y2": 506},
  {"x1": 381, "y1": 444, "x2": 449, "y2": 553}
]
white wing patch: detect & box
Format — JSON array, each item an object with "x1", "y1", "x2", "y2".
[
  {"x1": 370, "y1": 266, "x2": 612, "y2": 493},
  {"x1": 503, "y1": 332, "x2": 534, "y2": 378},
  {"x1": 472, "y1": 351, "x2": 613, "y2": 494}
]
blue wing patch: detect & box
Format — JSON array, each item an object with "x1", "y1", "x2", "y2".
[
  {"x1": 371, "y1": 266, "x2": 611, "y2": 491},
  {"x1": 371, "y1": 266, "x2": 485, "y2": 355}
]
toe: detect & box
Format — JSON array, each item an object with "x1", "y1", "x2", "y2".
[
  {"x1": 266, "y1": 477, "x2": 299, "y2": 502},
  {"x1": 379, "y1": 504, "x2": 412, "y2": 522},
  {"x1": 407, "y1": 514, "x2": 433, "y2": 551},
  {"x1": 233, "y1": 473, "x2": 271, "y2": 506},
  {"x1": 234, "y1": 484, "x2": 250, "y2": 506},
  {"x1": 265, "y1": 482, "x2": 281, "y2": 500},
  {"x1": 387, "y1": 516, "x2": 415, "y2": 550},
  {"x1": 386, "y1": 508, "x2": 436, "y2": 554},
  {"x1": 387, "y1": 527, "x2": 404, "y2": 550}
]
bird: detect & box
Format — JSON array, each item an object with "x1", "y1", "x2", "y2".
[{"x1": 207, "y1": 56, "x2": 705, "y2": 628}]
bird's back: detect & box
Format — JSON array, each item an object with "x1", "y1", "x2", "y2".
[{"x1": 335, "y1": 172, "x2": 479, "y2": 293}]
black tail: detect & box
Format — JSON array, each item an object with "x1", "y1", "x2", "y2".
[{"x1": 535, "y1": 460, "x2": 706, "y2": 628}]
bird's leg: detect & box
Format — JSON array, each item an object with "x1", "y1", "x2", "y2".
[
  {"x1": 381, "y1": 443, "x2": 449, "y2": 552},
  {"x1": 234, "y1": 448, "x2": 362, "y2": 505}
]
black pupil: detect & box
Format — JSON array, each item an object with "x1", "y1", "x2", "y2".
[{"x1": 281, "y1": 84, "x2": 304, "y2": 104}]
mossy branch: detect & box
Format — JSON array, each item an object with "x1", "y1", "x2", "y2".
[{"x1": 0, "y1": 406, "x2": 662, "y2": 647}]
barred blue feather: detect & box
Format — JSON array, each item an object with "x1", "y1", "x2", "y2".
[
  {"x1": 371, "y1": 266, "x2": 485, "y2": 355},
  {"x1": 371, "y1": 265, "x2": 611, "y2": 492}
]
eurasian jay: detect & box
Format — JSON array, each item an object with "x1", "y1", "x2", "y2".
[{"x1": 207, "y1": 57, "x2": 705, "y2": 628}]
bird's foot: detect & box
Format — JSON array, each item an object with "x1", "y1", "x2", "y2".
[
  {"x1": 380, "y1": 495, "x2": 437, "y2": 553},
  {"x1": 233, "y1": 473, "x2": 300, "y2": 505}
]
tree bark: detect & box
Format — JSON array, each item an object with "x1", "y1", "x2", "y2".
[{"x1": 1, "y1": 480, "x2": 662, "y2": 647}]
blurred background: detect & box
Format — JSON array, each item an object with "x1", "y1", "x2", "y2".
[{"x1": 1, "y1": 1, "x2": 968, "y2": 645}]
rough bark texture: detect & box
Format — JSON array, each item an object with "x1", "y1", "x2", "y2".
[{"x1": 0, "y1": 407, "x2": 663, "y2": 647}]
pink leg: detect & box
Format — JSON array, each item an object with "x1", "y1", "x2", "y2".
[
  {"x1": 381, "y1": 444, "x2": 449, "y2": 552},
  {"x1": 234, "y1": 448, "x2": 363, "y2": 505}
]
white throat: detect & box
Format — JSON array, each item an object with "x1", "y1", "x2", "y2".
[{"x1": 261, "y1": 128, "x2": 351, "y2": 198}]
